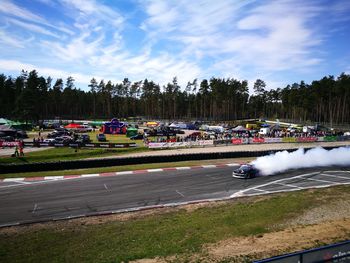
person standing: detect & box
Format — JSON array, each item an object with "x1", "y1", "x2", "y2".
[
  {"x1": 14, "y1": 144, "x2": 19, "y2": 157},
  {"x1": 19, "y1": 140, "x2": 24, "y2": 157}
]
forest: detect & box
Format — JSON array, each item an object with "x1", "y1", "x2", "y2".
[{"x1": 0, "y1": 70, "x2": 349, "y2": 125}]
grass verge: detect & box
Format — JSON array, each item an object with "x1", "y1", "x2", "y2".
[
  {"x1": 1, "y1": 186, "x2": 349, "y2": 263},
  {"x1": 0, "y1": 146, "x2": 150, "y2": 164},
  {"x1": 0, "y1": 157, "x2": 254, "y2": 179}
]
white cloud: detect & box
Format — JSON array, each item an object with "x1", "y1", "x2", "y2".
[
  {"x1": 0, "y1": 0, "x2": 346, "y2": 91},
  {"x1": 41, "y1": 33, "x2": 104, "y2": 61},
  {"x1": 140, "y1": 0, "x2": 324, "y2": 82},
  {"x1": 7, "y1": 18, "x2": 59, "y2": 38},
  {"x1": 0, "y1": 29, "x2": 24, "y2": 48},
  {"x1": 0, "y1": 0, "x2": 74, "y2": 35},
  {"x1": 0, "y1": 59, "x2": 105, "y2": 84},
  {"x1": 0, "y1": 0, "x2": 47, "y2": 24},
  {"x1": 62, "y1": 0, "x2": 124, "y2": 27}
]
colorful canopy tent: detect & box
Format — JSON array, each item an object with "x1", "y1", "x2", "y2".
[
  {"x1": 232, "y1": 125, "x2": 247, "y2": 131},
  {"x1": 146, "y1": 121, "x2": 158, "y2": 127},
  {"x1": 126, "y1": 127, "x2": 138, "y2": 137},
  {"x1": 0, "y1": 125, "x2": 27, "y2": 138},
  {"x1": 64, "y1": 123, "x2": 82, "y2": 129},
  {"x1": 90, "y1": 120, "x2": 106, "y2": 126},
  {"x1": 101, "y1": 118, "x2": 127, "y2": 134},
  {"x1": 169, "y1": 122, "x2": 196, "y2": 130},
  {"x1": 0, "y1": 118, "x2": 30, "y2": 129},
  {"x1": 0, "y1": 118, "x2": 9, "y2": 125}
]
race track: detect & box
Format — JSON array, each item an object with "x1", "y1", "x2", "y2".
[{"x1": 1, "y1": 165, "x2": 350, "y2": 227}]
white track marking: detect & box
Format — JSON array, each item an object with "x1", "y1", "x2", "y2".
[
  {"x1": 230, "y1": 172, "x2": 320, "y2": 198},
  {"x1": 44, "y1": 176, "x2": 64, "y2": 180},
  {"x1": 115, "y1": 171, "x2": 133, "y2": 175},
  {"x1": 201, "y1": 165, "x2": 217, "y2": 168},
  {"x1": 147, "y1": 169, "x2": 163, "y2": 172},
  {"x1": 226, "y1": 163, "x2": 239, "y2": 166},
  {"x1": 250, "y1": 188, "x2": 269, "y2": 193},
  {"x1": 176, "y1": 167, "x2": 191, "y2": 170},
  {"x1": 304, "y1": 177, "x2": 340, "y2": 184},
  {"x1": 81, "y1": 174, "x2": 99, "y2": 177},
  {"x1": 275, "y1": 182, "x2": 304, "y2": 190},
  {"x1": 32, "y1": 204, "x2": 37, "y2": 213},
  {"x1": 104, "y1": 184, "x2": 108, "y2": 190},
  {"x1": 320, "y1": 173, "x2": 350, "y2": 180},
  {"x1": 3, "y1": 178, "x2": 25, "y2": 182},
  {"x1": 176, "y1": 190, "x2": 185, "y2": 197}
]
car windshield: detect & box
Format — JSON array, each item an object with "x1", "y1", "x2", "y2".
[{"x1": 239, "y1": 165, "x2": 251, "y2": 171}]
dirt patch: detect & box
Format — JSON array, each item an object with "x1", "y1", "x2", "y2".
[
  {"x1": 131, "y1": 195, "x2": 350, "y2": 263},
  {"x1": 207, "y1": 219, "x2": 350, "y2": 261}
]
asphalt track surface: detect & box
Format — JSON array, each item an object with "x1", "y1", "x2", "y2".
[{"x1": 1, "y1": 165, "x2": 350, "y2": 227}]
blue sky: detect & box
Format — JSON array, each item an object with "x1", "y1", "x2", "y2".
[{"x1": 0, "y1": 0, "x2": 349, "y2": 92}]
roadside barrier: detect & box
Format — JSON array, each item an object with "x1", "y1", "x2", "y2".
[
  {"x1": 148, "y1": 136, "x2": 349, "y2": 149},
  {"x1": 0, "y1": 146, "x2": 341, "y2": 174},
  {"x1": 148, "y1": 140, "x2": 214, "y2": 149},
  {"x1": 255, "y1": 240, "x2": 350, "y2": 263},
  {"x1": 22, "y1": 142, "x2": 137, "y2": 148}
]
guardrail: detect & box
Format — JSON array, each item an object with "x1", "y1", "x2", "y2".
[
  {"x1": 254, "y1": 239, "x2": 350, "y2": 263},
  {"x1": 0, "y1": 141, "x2": 137, "y2": 148},
  {"x1": 147, "y1": 136, "x2": 350, "y2": 149},
  {"x1": 0, "y1": 146, "x2": 340, "y2": 174}
]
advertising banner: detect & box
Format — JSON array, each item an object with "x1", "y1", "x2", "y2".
[
  {"x1": 148, "y1": 140, "x2": 213, "y2": 149},
  {"x1": 251, "y1": 138, "x2": 265, "y2": 143},
  {"x1": 0, "y1": 141, "x2": 19, "y2": 147},
  {"x1": 282, "y1": 137, "x2": 297, "y2": 143},
  {"x1": 324, "y1": 136, "x2": 338, "y2": 142},
  {"x1": 264, "y1": 138, "x2": 283, "y2": 143},
  {"x1": 296, "y1": 137, "x2": 317, "y2": 143},
  {"x1": 231, "y1": 138, "x2": 243, "y2": 144}
]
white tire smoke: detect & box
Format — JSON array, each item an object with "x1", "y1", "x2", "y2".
[{"x1": 251, "y1": 146, "x2": 350, "y2": 176}]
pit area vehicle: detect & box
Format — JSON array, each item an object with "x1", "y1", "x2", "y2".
[
  {"x1": 232, "y1": 164, "x2": 259, "y2": 179},
  {"x1": 130, "y1": 134, "x2": 144, "y2": 140},
  {"x1": 96, "y1": 133, "x2": 107, "y2": 142}
]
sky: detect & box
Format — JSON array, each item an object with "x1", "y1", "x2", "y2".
[{"x1": 0, "y1": 0, "x2": 349, "y2": 92}]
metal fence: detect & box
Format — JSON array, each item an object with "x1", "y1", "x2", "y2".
[{"x1": 254, "y1": 240, "x2": 350, "y2": 263}]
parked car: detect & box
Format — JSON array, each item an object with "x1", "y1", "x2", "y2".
[
  {"x1": 43, "y1": 138, "x2": 56, "y2": 145},
  {"x1": 47, "y1": 130, "x2": 72, "y2": 138},
  {"x1": 54, "y1": 136, "x2": 73, "y2": 145},
  {"x1": 96, "y1": 133, "x2": 107, "y2": 142},
  {"x1": 232, "y1": 164, "x2": 259, "y2": 179},
  {"x1": 76, "y1": 125, "x2": 93, "y2": 133},
  {"x1": 0, "y1": 136, "x2": 15, "y2": 142},
  {"x1": 75, "y1": 134, "x2": 91, "y2": 144}
]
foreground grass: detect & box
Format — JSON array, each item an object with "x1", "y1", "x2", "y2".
[
  {"x1": 0, "y1": 157, "x2": 253, "y2": 179},
  {"x1": 1, "y1": 186, "x2": 348, "y2": 263},
  {"x1": 0, "y1": 146, "x2": 151, "y2": 165}
]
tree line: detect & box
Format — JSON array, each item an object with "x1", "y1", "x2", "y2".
[{"x1": 0, "y1": 70, "x2": 349, "y2": 125}]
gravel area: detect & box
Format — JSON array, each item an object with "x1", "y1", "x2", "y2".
[{"x1": 118, "y1": 141, "x2": 350, "y2": 158}]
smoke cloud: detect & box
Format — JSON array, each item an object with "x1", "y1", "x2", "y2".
[{"x1": 251, "y1": 146, "x2": 350, "y2": 176}]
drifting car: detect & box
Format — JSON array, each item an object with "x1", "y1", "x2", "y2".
[{"x1": 232, "y1": 164, "x2": 259, "y2": 179}]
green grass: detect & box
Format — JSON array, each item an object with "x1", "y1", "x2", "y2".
[
  {"x1": 88, "y1": 131, "x2": 144, "y2": 145},
  {"x1": 0, "y1": 187, "x2": 338, "y2": 263},
  {"x1": 0, "y1": 146, "x2": 151, "y2": 165}
]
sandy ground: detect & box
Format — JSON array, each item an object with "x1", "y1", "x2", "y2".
[
  {"x1": 99, "y1": 141, "x2": 350, "y2": 159},
  {"x1": 1, "y1": 140, "x2": 348, "y2": 158},
  {"x1": 131, "y1": 198, "x2": 350, "y2": 263}
]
